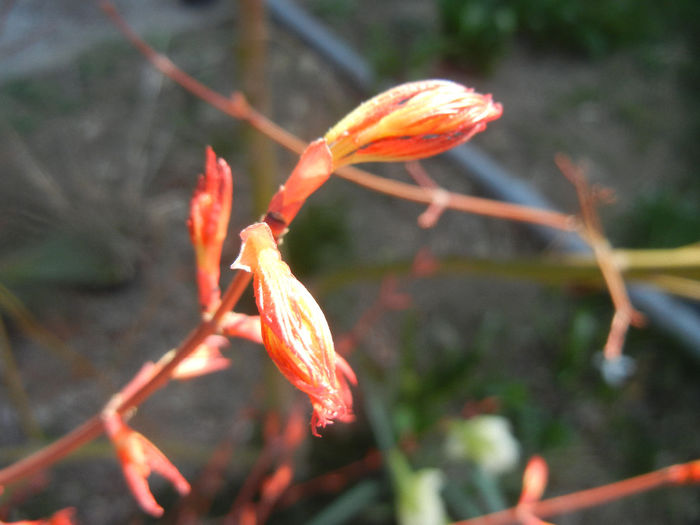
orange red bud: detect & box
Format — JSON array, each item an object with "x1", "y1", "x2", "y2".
[
  {"x1": 231, "y1": 222, "x2": 356, "y2": 435},
  {"x1": 188, "y1": 146, "x2": 233, "y2": 313},
  {"x1": 325, "y1": 79, "x2": 502, "y2": 167}
]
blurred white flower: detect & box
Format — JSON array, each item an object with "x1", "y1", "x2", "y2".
[
  {"x1": 389, "y1": 450, "x2": 447, "y2": 525},
  {"x1": 446, "y1": 415, "x2": 520, "y2": 475},
  {"x1": 397, "y1": 467, "x2": 447, "y2": 525}
]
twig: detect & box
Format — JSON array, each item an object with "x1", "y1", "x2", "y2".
[
  {"x1": 174, "y1": 437, "x2": 236, "y2": 525},
  {"x1": 453, "y1": 459, "x2": 700, "y2": 525},
  {"x1": 277, "y1": 449, "x2": 382, "y2": 508},
  {"x1": 237, "y1": 0, "x2": 277, "y2": 216},
  {"x1": 0, "y1": 283, "x2": 105, "y2": 384},
  {"x1": 335, "y1": 276, "x2": 412, "y2": 356},
  {"x1": 555, "y1": 154, "x2": 644, "y2": 360},
  {"x1": 0, "y1": 121, "x2": 71, "y2": 216},
  {"x1": 224, "y1": 411, "x2": 284, "y2": 524}
]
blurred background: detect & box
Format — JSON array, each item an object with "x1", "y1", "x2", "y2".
[{"x1": 0, "y1": 0, "x2": 698, "y2": 523}]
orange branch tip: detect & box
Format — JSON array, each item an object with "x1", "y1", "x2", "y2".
[
  {"x1": 231, "y1": 222, "x2": 356, "y2": 435},
  {"x1": 264, "y1": 139, "x2": 333, "y2": 239},
  {"x1": 670, "y1": 459, "x2": 700, "y2": 484},
  {"x1": 517, "y1": 456, "x2": 554, "y2": 525},
  {"x1": 325, "y1": 80, "x2": 502, "y2": 168},
  {"x1": 519, "y1": 456, "x2": 549, "y2": 505},
  {"x1": 103, "y1": 414, "x2": 190, "y2": 517}
]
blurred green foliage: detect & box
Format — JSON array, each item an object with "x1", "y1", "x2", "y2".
[
  {"x1": 283, "y1": 202, "x2": 353, "y2": 277},
  {"x1": 439, "y1": 0, "x2": 517, "y2": 72},
  {"x1": 366, "y1": 20, "x2": 443, "y2": 80},
  {"x1": 438, "y1": 0, "x2": 675, "y2": 72},
  {"x1": 615, "y1": 190, "x2": 700, "y2": 249}
]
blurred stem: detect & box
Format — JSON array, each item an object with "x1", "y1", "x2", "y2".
[
  {"x1": 306, "y1": 480, "x2": 382, "y2": 525},
  {"x1": 236, "y1": 0, "x2": 285, "y2": 413},
  {"x1": 0, "y1": 317, "x2": 43, "y2": 440},
  {"x1": 237, "y1": 0, "x2": 277, "y2": 216},
  {"x1": 314, "y1": 251, "x2": 700, "y2": 299},
  {"x1": 443, "y1": 482, "x2": 483, "y2": 519},
  {"x1": 471, "y1": 466, "x2": 506, "y2": 512},
  {"x1": 604, "y1": 245, "x2": 700, "y2": 271},
  {"x1": 363, "y1": 381, "x2": 396, "y2": 453},
  {"x1": 642, "y1": 275, "x2": 700, "y2": 301},
  {"x1": 0, "y1": 283, "x2": 107, "y2": 387}
]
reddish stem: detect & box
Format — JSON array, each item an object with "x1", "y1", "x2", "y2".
[
  {"x1": 454, "y1": 460, "x2": 700, "y2": 525},
  {"x1": 278, "y1": 450, "x2": 382, "y2": 508}
]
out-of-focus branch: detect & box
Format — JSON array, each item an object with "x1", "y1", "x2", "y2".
[
  {"x1": 453, "y1": 459, "x2": 700, "y2": 525},
  {"x1": 237, "y1": 0, "x2": 277, "y2": 216},
  {"x1": 555, "y1": 154, "x2": 644, "y2": 361},
  {"x1": 314, "y1": 250, "x2": 700, "y2": 299}
]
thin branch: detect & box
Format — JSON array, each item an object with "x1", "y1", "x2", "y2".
[
  {"x1": 313, "y1": 251, "x2": 700, "y2": 299},
  {"x1": 453, "y1": 459, "x2": 700, "y2": 525},
  {"x1": 0, "y1": 121, "x2": 71, "y2": 216},
  {"x1": 555, "y1": 154, "x2": 644, "y2": 360},
  {"x1": 224, "y1": 411, "x2": 284, "y2": 524},
  {"x1": 277, "y1": 449, "x2": 382, "y2": 508},
  {"x1": 0, "y1": 283, "x2": 105, "y2": 383}
]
